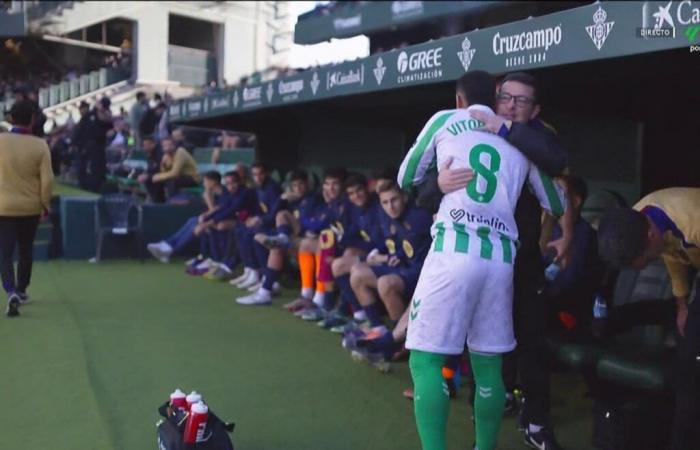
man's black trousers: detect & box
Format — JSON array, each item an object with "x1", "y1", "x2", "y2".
[{"x1": 0, "y1": 216, "x2": 40, "y2": 295}]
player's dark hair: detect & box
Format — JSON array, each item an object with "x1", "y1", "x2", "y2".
[
  {"x1": 136, "y1": 91, "x2": 146, "y2": 100},
  {"x1": 501, "y1": 72, "x2": 539, "y2": 102},
  {"x1": 377, "y1": 179, "x2": 402, "y2": 195},
  {"x1": 455, "y1": 71, "x2": 496, "y2": 108},
  {"x1": 289, "y1": 168, "x2": 308, "y2": 183},
  {"x1": 252, "y1": 161, "x2": 269, "y2": 172},
  {"x1": 563, "y1": 176, "x2": 588, "y2": 204},
  {"x1": 323, "y1": 167, "x2": 348, "y2": 183},
  {"x1": 204, "y1": 171, "x2": 222, "y2": 184},
  {"x1": 345, "y1": 173, "x2": 368, "y2": 190},
  {"x1": 374, "y1": 166, "x2": 398, "y2": 182},
  {"x1": 597, "y1": 208, "x2": 649, "y2": 268},
  {"x1": 224, "y1": 171, "x2": 241, "y2": 183},
  {"x1": 9, "y1": 100, "x2": 35, "y2": 127}
]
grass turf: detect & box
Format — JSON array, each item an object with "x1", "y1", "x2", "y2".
[{"x1": 0, "y1": 261, "x2": 592, "y2": 450}]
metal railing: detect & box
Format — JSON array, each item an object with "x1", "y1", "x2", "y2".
[{"x1": 38, "y1": 67, "x2": 130, "y2": 109}]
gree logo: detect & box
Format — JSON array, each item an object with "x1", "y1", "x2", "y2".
[{"x1": 687, "y1": 24, "x2": 700, "y2": 41}]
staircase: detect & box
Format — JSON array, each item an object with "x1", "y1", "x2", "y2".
[{"x1": 45, "y1": 82, "x2": 199, "y2": 129}]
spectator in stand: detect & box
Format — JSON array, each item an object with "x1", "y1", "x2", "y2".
[
  {"x1": 147, "y1": 171, "x2": 226, "y2": 263},
  {"x1": 108, "y1": 119, "x2": 130, "y2": 149},
  {"x1": 157, "y1": 100, "x2": 170, "y2": 142},
  {"x1": 140, "y1": 136, "x2": 199, "y2": 203},
  {"x1": 139, "y1": 102, "x2": 165, "y2": 142},
  {"x1": 48, "y1": 128, "x2": 71, "y2": 176},
  {"x1": 77, "y1": 97, "x2": 113, "y2": 191},
  {"x1": 205, "y1": 81, "x2": 219, "y2": 95},
  {"x1": 70, "y1": 101, "x2": 90, "y2": 181},
  {"x1": 130, "y1": 91, "x2": 148, "y2": 146},
  {"x1": 150, "y1": 93, "x2": 163, "y2": 109},
  {"x1": 171, "y1": 127, "x2": 193, "y2": 154},
  {"x1": 137, "y1": 135, "x2": 162, "y2": 183}
]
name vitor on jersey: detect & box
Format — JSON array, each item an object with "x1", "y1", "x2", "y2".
[{"x1": 397, "y1": 105, "x2": 566, "y2": 264}]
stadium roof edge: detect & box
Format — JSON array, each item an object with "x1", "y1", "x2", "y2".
[
  {"x1": 169, "y1": 1, "x2": 697, "y2": 124},
  {"x1": 293, "y1": 1, "x2": 503, "y2": 45}
]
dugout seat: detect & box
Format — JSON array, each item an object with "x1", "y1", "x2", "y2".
[
  {"x1": 549, "y1": 259, "x2": 678, "y2": 393},
  {"x1": 94, "y1": 194, "x2": 144, "y2": 262}
]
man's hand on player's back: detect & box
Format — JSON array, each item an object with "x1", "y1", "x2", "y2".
[
  {"x1": 471, "y1": 109, "x2": 510, "y2": 134},
  {"x1": 437, "y1": 156, "x2": 474, "y2": 194}
]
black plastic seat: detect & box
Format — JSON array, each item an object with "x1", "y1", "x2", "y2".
[{"x1": 94, "y1": 194, "x2": 144, "y2": 262}]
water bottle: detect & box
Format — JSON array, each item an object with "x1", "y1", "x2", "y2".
[
  {"x1": 544, "y1": 262, "x2": 561, "y2": 282},
  {"x1": 186, "y1": 391, "x2": 202, "y2": 411},
  {"x1": 183, "y1": 401, "x2": 209, "y2": 444},
  {"x1": 593, "y1": 294, "x2": 608, "y2": 319},
  {"x1": 169, "y1": 388, "x2": 187, "y2": 411}
]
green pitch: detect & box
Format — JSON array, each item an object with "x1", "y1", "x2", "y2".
[{"x1": 0, "y1": 261, "x2": 591, "y2": 449}]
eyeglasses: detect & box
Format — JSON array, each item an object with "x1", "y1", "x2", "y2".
[{"x1": 495, "y1": 93, "x2": 535, "y2": 108}]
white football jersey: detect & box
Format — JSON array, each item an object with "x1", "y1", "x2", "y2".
[{"x1": 397, "y1": 105, "x2": 566, "y2": 262}]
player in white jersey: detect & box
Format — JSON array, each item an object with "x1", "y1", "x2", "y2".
[{"x1": 397, "y1": 71, "x2": 566, "y2": 450}]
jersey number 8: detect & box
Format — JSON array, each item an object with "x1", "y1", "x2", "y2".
[{"x1": 466, "y1": 144, "x2": 501, "y2": 203}]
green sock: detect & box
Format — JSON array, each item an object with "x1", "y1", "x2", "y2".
[
  {"x1": 469, "y1": 351, "x2": 506, "y2": 450},
  {"x1": 409, "y1": 350, "x2": 450, "y2": 450}
]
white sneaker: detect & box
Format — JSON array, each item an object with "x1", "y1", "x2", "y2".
[
  {"x1": 147, "y1": 242, "x2": 171, "y2": 263},
  {"x1": 238, "y1": 271, "x2": 261, "y2": 289},
  {"x1": 236, "y1": 289, "x2": 272, "y2": 306},
  {"x1": 229, "y1": 268, "x2": 251, "y2": 286},
  {"x1": 195, "y1": 258, "x2": 213, "y2": 271},
  {"x1": 246, "y1": 280, "x2": 263, "y2": 292},
  {"x1": 248, "y1": 281, "x2": 281, "y2": 294},
  {"x1": 235, "y1": 270, "x2": 258, "y2": 288},
  {"x1": 185, "y1": 255, "x2": 202, "y2": 266},
  {"x1": 353, "y1": 310, "x2": 367, "y2": 322}
]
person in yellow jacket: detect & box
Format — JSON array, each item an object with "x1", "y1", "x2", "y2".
[
  {"x1": 143, "y1": 136, "x2": 200, "y2": 203},
  {"x1": 0, "y1": 100, "x2": 53, "y2": 317},
  {"x1": 598, "y1": 187, "x2": 700, "y2": 450}
]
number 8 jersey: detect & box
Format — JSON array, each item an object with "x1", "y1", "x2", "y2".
[{"x1": 397, "y1": 105, "x2": 566, "y2": 263}]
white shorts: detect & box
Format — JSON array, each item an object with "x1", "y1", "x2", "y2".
[{"x1": 405, "y1": 250, "x2": 516, "y2": 355}]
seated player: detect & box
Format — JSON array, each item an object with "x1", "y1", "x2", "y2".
[
  {"x1": 371, "y1": 167, "x2": 399, "y2": 193},
  {"x1": 235, "y1": 169, "x2": 321, "y2": 305},
  {"x1": 320, "y1": 173, "x2": 384, "y2": 329},
  {"x1": 286, "y1": 168, "x2": 349, "y2": 318},
  {"x1": 597, "y1": 187, "x2": 700, "y2": 450},
  {"x1": 345, "y1": 180, "x2": 432, "y2": 365},
  {"x1": 243, "y1": 168, "x2": 346, "y2": 311},
  {"x1": 147, "y1": 171, "x2": 224, "y2": 262},
  {"x1": 229, "y1": 162, "x2": 282, "y2": 288},
  {"x1": 399, "y1": 71, "x2": 566, "y2": 450},
  {"x1": 201, "y1": 171, "x2": 257, "y2": 276}
]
